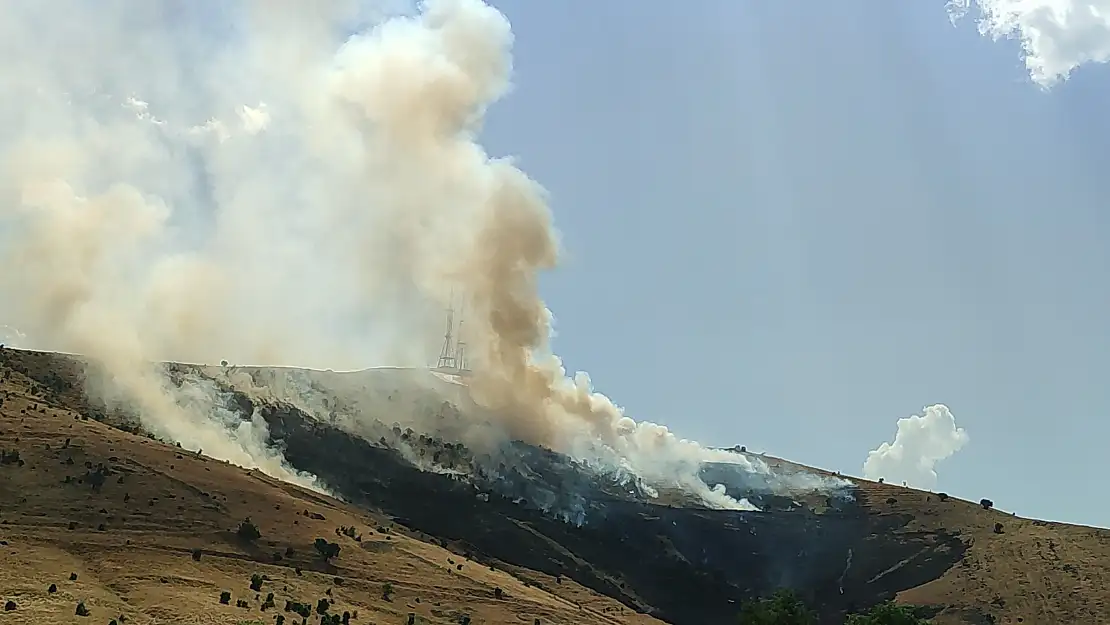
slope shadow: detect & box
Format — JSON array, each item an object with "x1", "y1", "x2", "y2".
[{"x1": 262, "y1": 403, "x2": 967, "y2": 625}]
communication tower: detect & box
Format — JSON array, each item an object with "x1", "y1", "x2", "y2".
[{"x1": 434, "y1": 302, "x2": 471, "y2": 377}]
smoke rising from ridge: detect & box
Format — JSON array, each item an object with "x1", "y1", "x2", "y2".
[
  {"x1": 0, "y1": 0, "x2": 839, "y2": 509},
  {"x1": 863, "y1": 404, "x2": 968, "y2": 490}
]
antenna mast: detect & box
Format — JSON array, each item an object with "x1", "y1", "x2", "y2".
[{"x1": 434, "y1": 297, "x2": 471, "y2": 377}]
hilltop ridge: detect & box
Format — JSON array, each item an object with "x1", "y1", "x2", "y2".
[{"x1": 2, "y1": 347, "x2": 1109, "y2": 624}]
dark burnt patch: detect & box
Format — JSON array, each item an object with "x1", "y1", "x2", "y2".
[{"x1": 259, "y1": 402, "x2": 967, "y2": 625}]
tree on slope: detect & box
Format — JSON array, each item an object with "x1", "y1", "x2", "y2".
[
  {"x1": 845, "y1": 602, "x2": 929, "y2": 624},
  {"x1": 737, "y1": 589, "x2": 817, "y2": 625}
]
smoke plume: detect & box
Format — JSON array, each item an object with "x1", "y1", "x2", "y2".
[
  {"x1": 0, "y1": 0, "x2": 838, "y2": 509},
  {"x1": 862, "y1": 404, "x2": 969, "y2": 490},
  {"x1": 948, "y1": 0, "x2": 1110, "y2": 87}
]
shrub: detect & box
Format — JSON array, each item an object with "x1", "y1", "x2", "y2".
[
  {"x1": 317, "y1": 597, "x2": 330, "y2": 614},
  {"x1": 494, "y1": 587, "x2": 503, "y2": 599},
  {"x1": 845, "y1": 602, "x2": 929, "y2": 624},
  {"x1": 48, "y1": 583, "x2": 57, "y2": 593},
  {"x1": 313, "y1": 538, "x2": 340, "y2": 561},
  {"x1": 382, "y1": 582, "x2": 394, "y2": 601},
  {"x1": 192, "y1": 548, "x2": 202, "y2": 561},
  {"x1": 237, "y1": 518, "x2": 261, "y2": 542},
  {"x1": 219, "y1": 591, "x2": 231, "y2": 605},
  {"x1": 69, "y1": 573, "x2": 78, "y2": 581},
  {"x1": 75, "y1": 601, "x2": 90, "y2": 616},
  {"x1": 994, "y1": 522, "x2": 1005, "y2": 534},
  {"x1": 4, "y1": 601, "x2": 15, "y2": 611},
  {"x1": 737, "y1": 589, "x2": 816, "y2": 624},
  {"x1": 980, "y1": 499, "x2": 994, "y2": 510},
  {"x1": 250, "y1": 573, "x2": 264, "y2": 592},
  {"x1": 936, "y1": 492, "x2": 949, "y2": 501}
]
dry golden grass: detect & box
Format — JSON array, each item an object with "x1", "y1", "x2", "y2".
[
  {"x1": 853, "y1": 481, "x2": 1110, "y2": 624},
  {"x1": 0, "y1": 364, "x2": 662, "y2": 625}
]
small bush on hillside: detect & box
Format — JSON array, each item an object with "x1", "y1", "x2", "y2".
[
  {"x1": 737, "y1": 589, "x2": 816, "y2": 624},
  {"x1": 936, "y1": 492, "x2": 948, "y2": 501},
  {"x1": 314, "y1": 538, "x2": 340, "y2": 561},
  {"x1": 75, "y1": 601, "x2": 90, "y2": 616},
  {"x1": 316, "y1": 597, "x2": 330, "y2": 614},
  {"x1": 4, "y1": 600, "x2": 15, "y2": 611},
  {"x1": 980, "y1": 499, "x2": 994, "y2": 510},
  {"x1": 994, "y1": 522, "x2": 1005, "y2": 534},
  {"x1": 237, "y1": 518, "x2": 261, "y2": 542},
  {"x1": 845, "y1": 602, "x2": 929, "y2": 624},
  {"x1": 250, "y1": 573, "x2": 264, "y2": 592},
  {"x1": 192, "y1": 548, "x2": 202, "y2": 561},
  {"x1": 48, "y1": 584, "x2": 57, "y2": 593},
  {"x1": 219, "y1": 591, "x2": 231, "y2": 604}
]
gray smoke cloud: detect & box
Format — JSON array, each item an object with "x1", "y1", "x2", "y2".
[{"x1": 0, "y1": 0, "x2": 842, "y2": 509}]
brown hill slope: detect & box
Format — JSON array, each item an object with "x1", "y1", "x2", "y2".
[
  {"x1": 2, "y1": 347, "x2": 1110, "y2": 625},
  {"x1": 0, "y1": 354, "x2": 661, "y2": 625}
]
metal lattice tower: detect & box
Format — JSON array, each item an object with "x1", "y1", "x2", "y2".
[
  {"x1": 436, "y1": 305, "x2": 458, "y2": 371},
  {"x1": 434, "y1": 300, "x2": 471, "y2": 376}
]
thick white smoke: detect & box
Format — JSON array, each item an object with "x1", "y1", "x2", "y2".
[
  {"x1": 0, "y1": 0, "x2": 840, "y2": 509},
  {"x1": 862, "y1": 404, "x2": 969, "y2": 490},
  {"x1": 948, "y1": 0, "x2": 1110, "y2": 86}
]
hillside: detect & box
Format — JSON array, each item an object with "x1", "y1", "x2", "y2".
[{"x1": 2, "y1": 348, "x2": 1109, "y2": 624}]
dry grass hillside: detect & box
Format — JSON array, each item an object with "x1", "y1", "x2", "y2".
[
  {"x1": 855, "y1": 480, "x2": 1110, "y2": 625},
  {"x1": 0, "y1": 358, "x2": 662, "y2": 625},
  {"x1": 2, "y1": 347, "x2": 1110, "y2": 625}
]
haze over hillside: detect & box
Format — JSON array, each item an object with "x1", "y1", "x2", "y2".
[{"x1": 0, "y1": 0, "x2": 972, "y2": 517}]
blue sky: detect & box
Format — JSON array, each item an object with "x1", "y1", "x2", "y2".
[{"x1": 477, "y1": 1, "x2": 1110, "y2": 527}]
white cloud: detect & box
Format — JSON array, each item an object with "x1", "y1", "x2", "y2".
[
  {"x1": 949, "y1": 0, "x2": 1110, "y2": 87},
  {"x1": 863, "y1": 404, "x2": 969, "y2": 489}
]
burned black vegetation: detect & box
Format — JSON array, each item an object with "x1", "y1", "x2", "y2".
[
  {"x1": 0, "y1": 348, "x2": 971, "y2": 625},
  {"x1": 257, "y1": 402, "x2": 968, "y2": 625}
]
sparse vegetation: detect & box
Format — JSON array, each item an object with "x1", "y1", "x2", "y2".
[
  {"x1": 980, "y1": 498, "x2": 994, "y2": 510},
  {"x1": 237, "y1": 518, "x2": 261, "y2": 542},
  {"x1": 736, "y1": 589, "x2": 817, "y2": 624},
  {"x1": 250, "y1": 573, "x2": 264, "y2": 592},
  {"x1": 219, "y1": 591, "x2": 231, "y2": 605},
  {"x1": 845, "y1": 602, "x2": 930, "y2": 624},
  {"x1": 75, "y1": 601, "x2": 89, "y2": 616},
  {"x1": 314, "y1": 537, "x2": 341, "y2": 561}
]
